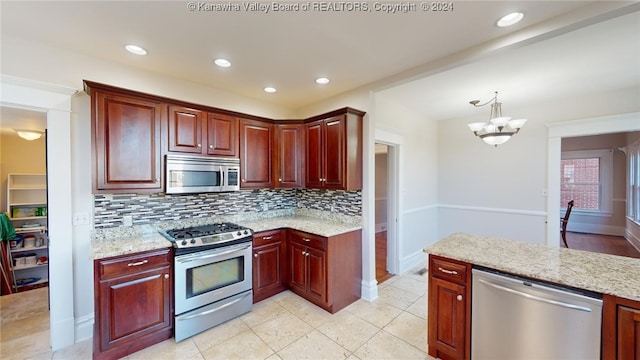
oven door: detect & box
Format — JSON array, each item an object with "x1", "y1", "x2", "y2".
[{"x1": 174, "y1": 242, "x2": 252, "y2": 315}]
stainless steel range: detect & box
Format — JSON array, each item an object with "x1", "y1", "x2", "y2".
[{"x1": 161, "y1": 223, "x2": 253, "y2": 341}]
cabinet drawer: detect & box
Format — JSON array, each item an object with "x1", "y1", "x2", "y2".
[
  {"x1": 98, "y1": 249, "x2": 171, "y2": 279},
  {"x1": 430, "y1": 256, "x2": 468, "y2": 285},
  {"x1": 253, "y1": 230, "x2": 282, "y2": 247},
  {"x1": 289, "y1": 230, "x2": 326, "y2": 251}
]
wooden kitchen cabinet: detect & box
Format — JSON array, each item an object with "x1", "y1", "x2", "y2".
[
  {"x1": 206, "y1": 112, "x2": 238, "y2": 157},
  {"x1": 239, "y1": 118, "x2": 273, "y2": 188},
  {"x1": 287, "y1": 229, "x2": 362, "y2": 313},
  {"x1": 168, "y1": 105, "x2": 204, "y2": 154},
  {"x1": 305, "y1": 108, "x2": 363, "y2": 191},
  {"x1": 273, "y1": 123, "x2": 305, "y2": 188},
  {"x1": 87, "y1": 82, "x2": 164, "y2": 193},
  {"x1": 168, "y1": 107, "x2": 238, "y2": 157},
  {"x1": 93, "y1": 248, "x2": 173, "y2": 360},
  {"x1": 252, "y1": 230, "x2": 287, "y2": 303},
  {"x1": 428, "y1": 255, "x2": 471, "y2": 360},
  {"x1": 602, "y1": 294, "x2": 640, "y2": 360}
]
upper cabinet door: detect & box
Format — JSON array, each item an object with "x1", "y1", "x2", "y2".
[
  {"x1": 322, "y1": 116, "x2": 345, "y2": 189},
  {"x1": 305, "y1": 121, "x2": 324, "y2": 189},
  {"x1": 168, "y1": 105, "x2": 204, "y2": 154},
  {"x1": 239, "y1": 118, "x2": 273, "y2": 189},
  {"x1": 274, "y1": 124, "x2": 304, "y2": 188},
  {"x1": 304, "y1": 109, "x2": 362, "y2": 191},
  {"x1": 207, "y1": 113, "x2": 238, "y2": 157},
  {"x1": 92, "y1": 91, "x2": 164, "y2": 193}
]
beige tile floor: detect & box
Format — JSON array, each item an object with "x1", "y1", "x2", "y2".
[{"x1": 1, "y1": 269, "x2": 435, "y2": 360}]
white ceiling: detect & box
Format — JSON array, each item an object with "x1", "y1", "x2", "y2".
[{"x1": 1, "y1": 1, "x2": 639, "y2": 124}]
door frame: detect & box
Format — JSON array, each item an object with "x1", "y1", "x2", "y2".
[
  {"x1": 0, "y1": 74, "x2": 77, "y2": 350},
  {"x1": 546, "y1": 112, "x2": 640, "y2": 247},
  {"x1": 375, "y1": 129, "x2": 403, "y2": 275}
]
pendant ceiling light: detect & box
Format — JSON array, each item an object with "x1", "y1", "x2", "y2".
[
  {"x1": 14, "y1": 129, "x2": 43, "y2": 141},
  {"x1": 467, "y1": 91, "x2": 527, "y2": 147}
]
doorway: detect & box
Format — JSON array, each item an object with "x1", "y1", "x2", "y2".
[
  {"x1": 374, "y1": 143, "x2": 393, "y2": 283},
  {"x1": 546, "y1": 112, "x2": 640, "y2": 247},
  {"x1": 1, "y1": 75, "x2": 76, "y2": 351},
  {"x1": 374, "y1": 128, "x2": 403, "y2": 282}
]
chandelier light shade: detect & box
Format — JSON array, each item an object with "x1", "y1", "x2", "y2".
[
  {"x1": 14, "y1": 129, "x2": 44, "y2": 141},
  {"x1": 467, "y1": 91, "x2": 527, "y2": 147}
]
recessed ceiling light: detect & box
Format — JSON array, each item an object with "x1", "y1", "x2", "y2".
[
  {"x1": 214, "y1": 58, "x2": 231, "y2": 68},
  {"x1": 264, "y1": 87, "x2": 277, "y2": 93},
  {"x1": 125, "y1": 45, "x2": 147, "y2": 55},
  {"x1": 315, "y1": 77, "x2": 330, "y2": 85},
  {"x1": 497, "y1": 12, "x2": 524, "y2": 27}
]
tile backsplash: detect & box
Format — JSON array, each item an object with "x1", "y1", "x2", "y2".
[{"x1": 94, "y1": 188, "x2": 361, "y2": 228}]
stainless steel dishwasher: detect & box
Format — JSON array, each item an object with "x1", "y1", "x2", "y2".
[{"x1": 472, "y1": 268, "x2": 603, "y2": 360}]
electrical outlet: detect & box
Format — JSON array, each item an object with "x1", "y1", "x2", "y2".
[
  {"x1": 72, "y1": 212, "x2": 90, "y2": 226},
  {"x1": 123, "y1": 215, "x2": 133, "y2": 226},
  {"x1": 261, "y1": 204, "x2": 268, "y2": 212}
]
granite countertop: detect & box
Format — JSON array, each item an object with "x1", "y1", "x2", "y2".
[
  {"x1": 424, "y1": 232, "x2": 640, "y2": 302},
  {"x1": 91, "y1": 209, "x2": 362, "y2": 260}
]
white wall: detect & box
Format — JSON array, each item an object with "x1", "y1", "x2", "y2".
[
  {"x1": 437, "y1": 88, "x2": 640, "y2": 244},
  {"x1": 373, "y1": 95, "x2": 438, "y2": 272}
]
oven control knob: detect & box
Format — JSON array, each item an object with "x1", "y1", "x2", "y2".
[
  {"x1": 181, "y1": 240, "x2": 188, "y2": 246},
  {"x1": 237, "y1": 231, "x2": 242, "y2": 236},
  {"x1": 190, "y1": 239, "x2": 196, "y2": 244},
  {"x1": 243, "y1": 230, "x2": 249, "y2": 235}
]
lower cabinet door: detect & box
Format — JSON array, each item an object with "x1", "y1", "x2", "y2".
[
  {"x1": 429, "y1": 276, "x2": 466, "y2": 360},
  {"x1": 289, "y1": 242, "x2": 307, "y2": 293},
  {"x1": 305, "y1": 247, "x2": 326, "y2": 304},
  {"x1": 98, "y1": 267, "x2": 172, "y2": 350},
  {"x1": 253, "y1": 242, "x2": 285, "y2": 302},
  {"x1": 618, "y1": 305, "x2": 640, "y2": 359}
]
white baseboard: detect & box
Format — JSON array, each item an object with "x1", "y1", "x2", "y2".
[
  {"x1": 626, "y1": 228, "x2": 640, "y2": 253},
  {"x1": 360, "y1": 279, "x2": 378, "y2": 301},
  {"x1": 375, "y1": 223, "x2": 387, "y2": 233},
  {"x1": 75, "y1": 314, "x2": 94, "y2": 343},
  {"x1": 568, "y1": 223, "x2": 626, "y2": 237},
  {"x1": 398, "y1": 250, "x2": 427, "y2": 275}
]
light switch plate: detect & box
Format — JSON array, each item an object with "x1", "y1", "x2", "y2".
[{"x1": 72, "y1": 212, "x2": 90, "y2": 226}]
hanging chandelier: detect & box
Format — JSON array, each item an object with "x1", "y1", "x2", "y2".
[{"x1": 467, "y1": 91, "x2": 527, "y2": 147}]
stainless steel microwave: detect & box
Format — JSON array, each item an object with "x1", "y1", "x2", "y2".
[{"x1": 166, "y1": 155, "x2": 240, "y2": 194}]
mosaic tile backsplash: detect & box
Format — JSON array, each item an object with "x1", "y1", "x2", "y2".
[{"x1": 94, "y1": 188, "x2": 362, "y2": 228}]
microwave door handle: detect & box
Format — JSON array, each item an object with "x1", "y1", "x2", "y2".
[{"x1": 220, "y1": 165, "x2": 224, "y2": 189}]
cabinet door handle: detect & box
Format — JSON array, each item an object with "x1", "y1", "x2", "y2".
[
  {"x1": 197, "y1": 144, "x2": 202, "y2": 148},
  {"x1": 457, "y1": 295, "x2": 462, "y2": 301},
  {"x1": 278, "y1": 178, "x2": 282, "y2": 182},
  {"x1": 438, "y1": 267, "x2": 458, "y2": 275},
  {"x1": 302, "y1": 238, "x2": 311, "y2": 242},
  {"x1": 128, "y1": 260, "x2": 148, "y2": 267},
  {"x1": 164, "y1": 274, "x2": 169, "y2": 279},
  {"x1": 262, "y1": 236, "x2": 273, "y2": 240},
  {"x1": 254, "y1": 253, "x2": 258, "y2": 258},
  {"x1": 209, "y1": 145, "x2": 213, "y2": 149}
]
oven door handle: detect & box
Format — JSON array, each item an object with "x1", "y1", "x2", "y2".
[
  {"x1": 177, "y1": 291, "x2": 252, "y2": 320},
  {"x1": 177, "y1": 244, "x2": 251, "y2": 263}
]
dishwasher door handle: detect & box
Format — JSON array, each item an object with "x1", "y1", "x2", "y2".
[{"x1": 477, "y1": 278, "x2": 593, "y2": 312}]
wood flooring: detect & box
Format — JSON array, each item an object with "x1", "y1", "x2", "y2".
[
  {"x1": 376, "y1": 231, "x2": 394, "y2": 284},
  {"x1": 562, "y1": 231, "x2": 640, "y2": 258}
]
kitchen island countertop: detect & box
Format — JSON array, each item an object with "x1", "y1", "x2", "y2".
[
  {"x1": 91, "y1": 209, "x2": 361, "y2": 260},
  {"x1": 423, "y1": 232, "x2": 640, "y2": 301}
]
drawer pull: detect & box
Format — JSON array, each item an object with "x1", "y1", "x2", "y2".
[
  {"x1": 164, "y1": 274, "x2": 169, "y2": 279},
  {"x1": 457, "y1": 295, "x2": 463, "y2": 301},
  {"x1": 438, "y1": 267, "x2": 458, "y2": 275},
  {"x1": 254, "y1": 254, "x2": 258, "y2": 258},
  {"x1": 127, "y1": 260, "x2": 148, "y2": 267},
  {"x1": 262, "y1": 236, "x2": 273, "y2": 240},
  {"x1": 302, "y1": 238, "x2": 311, "y2": 242}
]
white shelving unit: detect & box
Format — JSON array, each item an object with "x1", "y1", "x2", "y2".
[{"x1": 6, "y1": 173, "x2": 48, "y2": 291}]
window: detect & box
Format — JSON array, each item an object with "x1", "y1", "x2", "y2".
[
  {"x1": 561, "y1": 149, "x2": 613, "y2": 214},
  {"x1": 628, "y1": 140, "x2": 640, "y2": 224}
]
